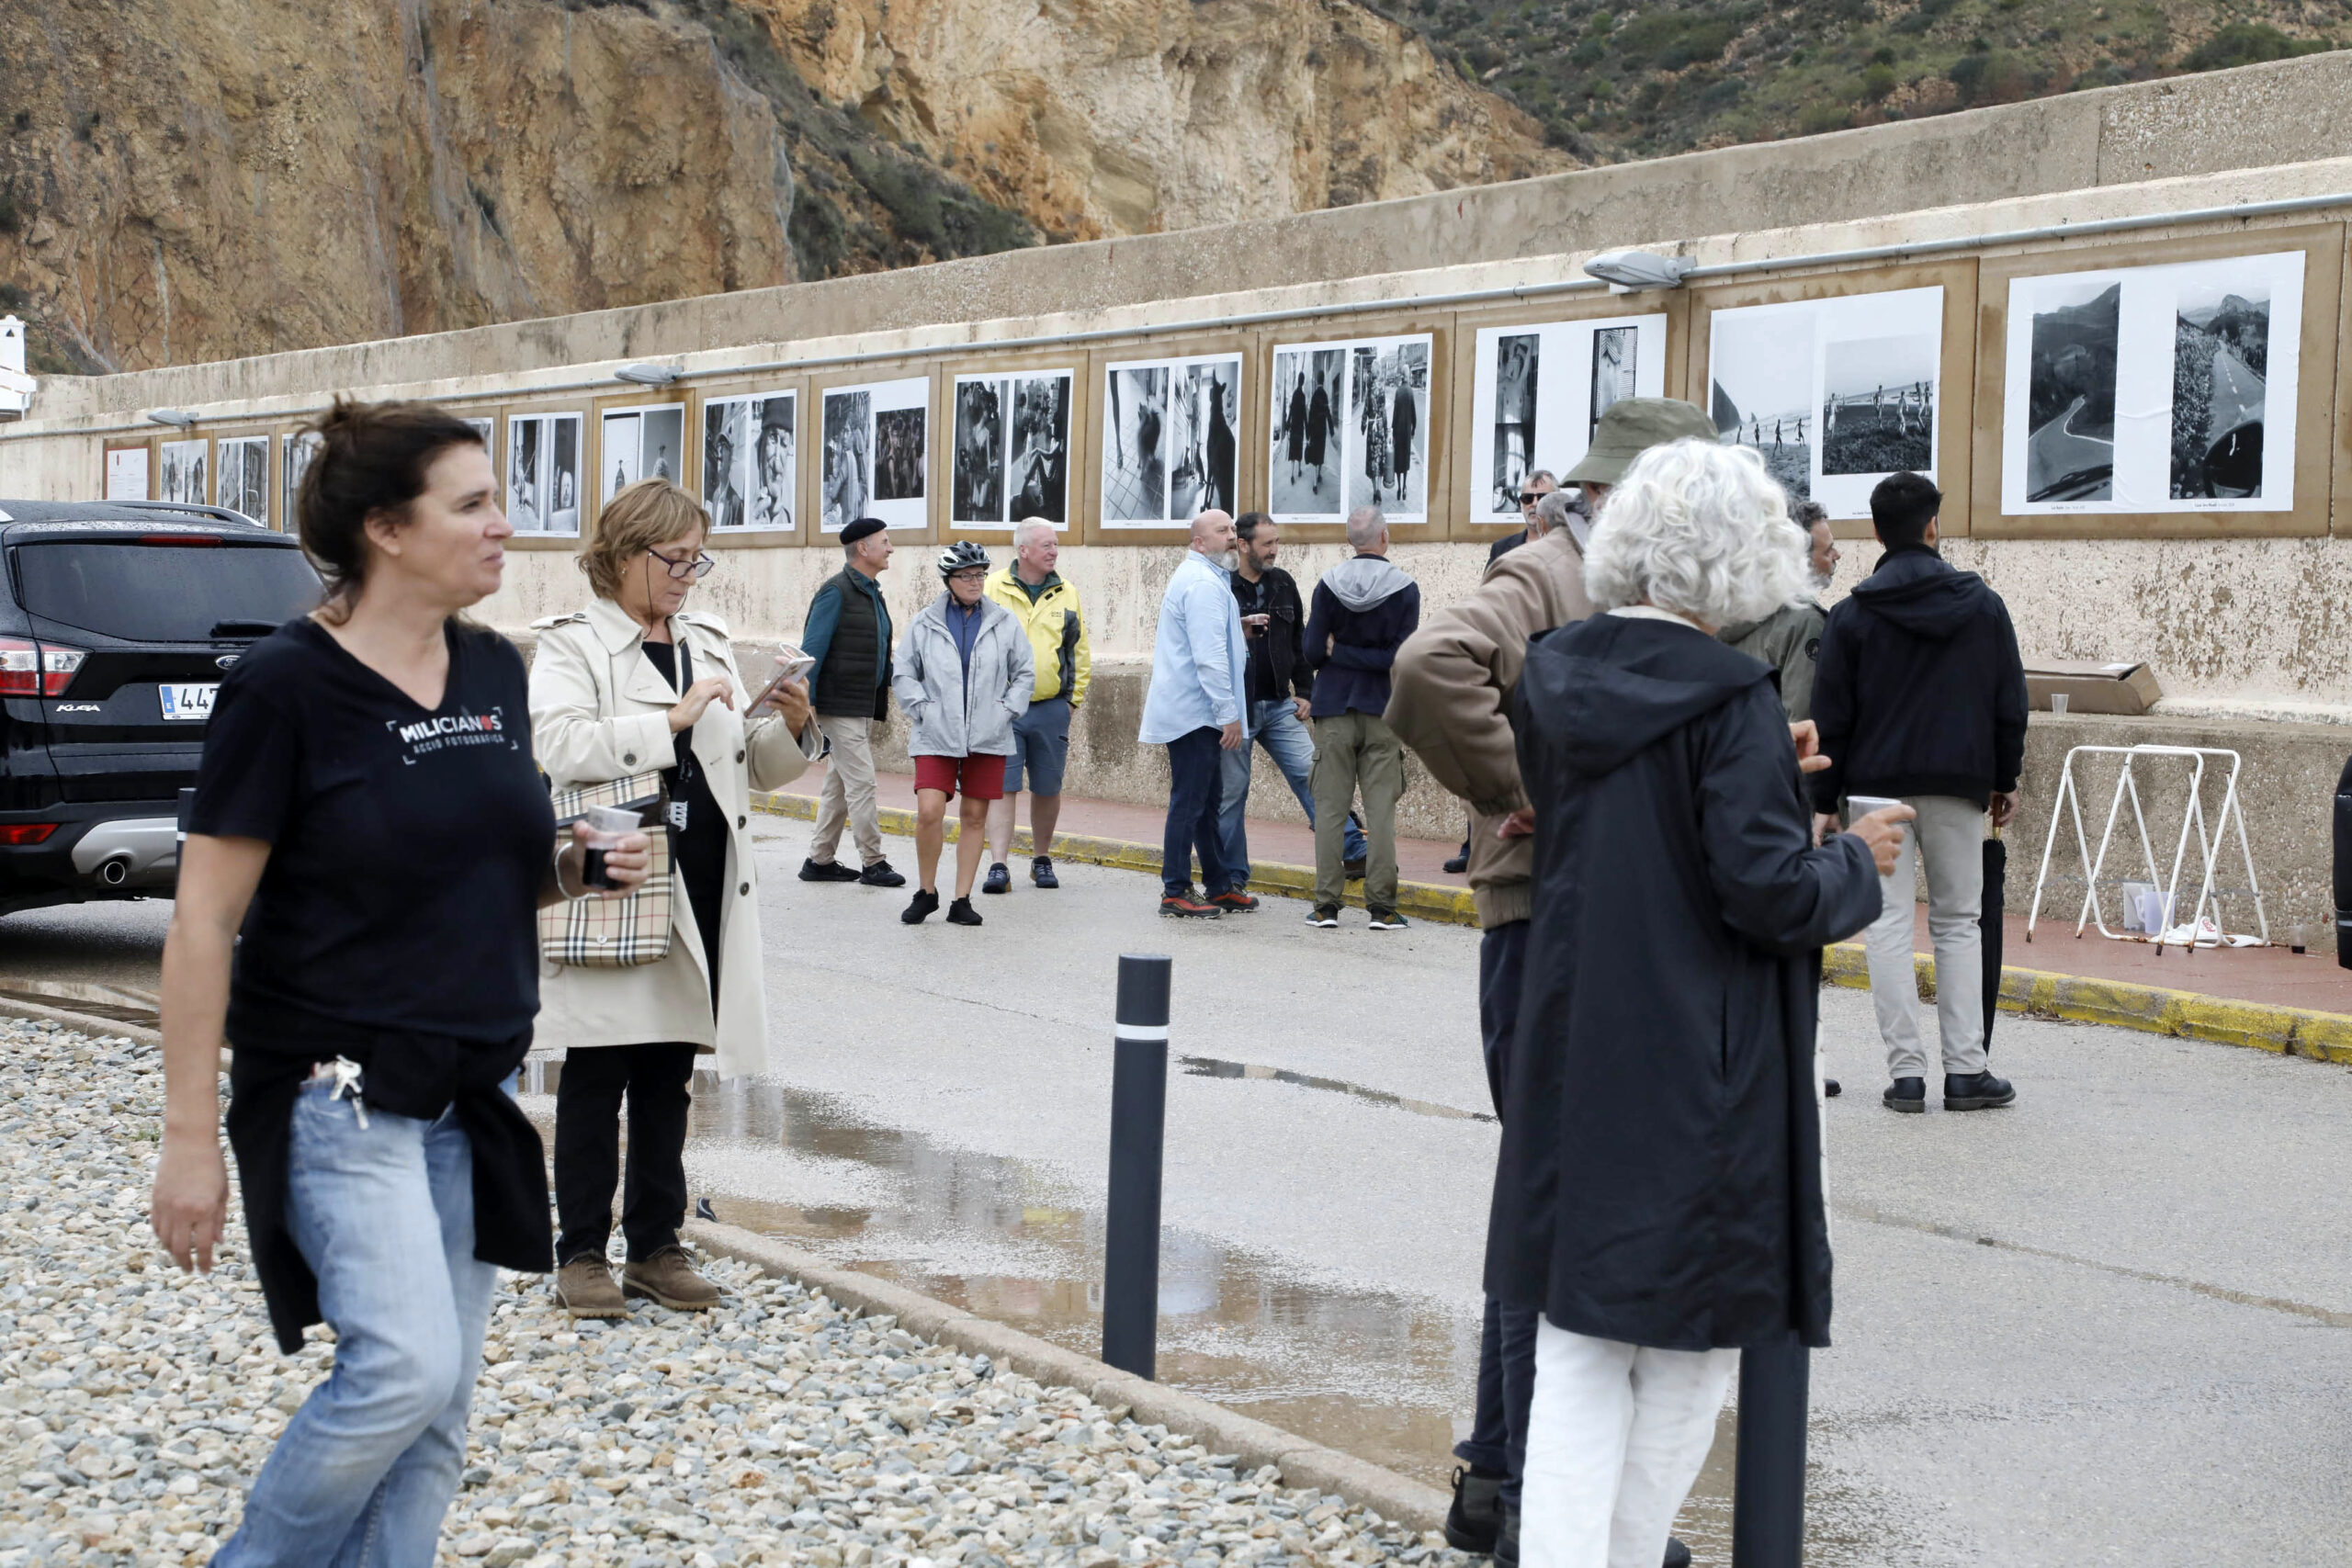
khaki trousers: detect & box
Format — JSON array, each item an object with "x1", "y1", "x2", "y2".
[
  {"x1": 1310, "y1": 711, "x2": 1405, "y2": 909},
  {"x1": 811, "y1": 714, "x2": 884, "y2": 867}
]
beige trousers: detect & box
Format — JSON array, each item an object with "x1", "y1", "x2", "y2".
[{"x1": 811, "y1": 715, "x2": 884, "y2": 867}]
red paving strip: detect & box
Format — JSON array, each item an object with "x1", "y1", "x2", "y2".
[{"x1": 779, "y1": 764, "x2": 2351, "y2": 1016}]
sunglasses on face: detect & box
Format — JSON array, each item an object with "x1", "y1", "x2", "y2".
[
  {"x1": 648, "y1": 547, "x2": 718, "y2": 581},
  {"x1": 1518, "y1": 492, "x2": 1544, "y2": 506}
]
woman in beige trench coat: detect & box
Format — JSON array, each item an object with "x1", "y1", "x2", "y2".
[{"x1": 527, "y1": 479, "x2": 820, "y2": 1317}]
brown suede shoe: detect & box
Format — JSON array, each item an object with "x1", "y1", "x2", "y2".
[
  {"x1": 553, "y1": 1255, "x2": 627, "y2": 1318},
  {"x1": 621, "y1": 1246, "x2": 721, "y2": 1311}
]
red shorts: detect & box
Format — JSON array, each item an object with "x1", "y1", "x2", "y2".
[{"x1": 912, "y1": 752, "x2": 1006, "y2": 802}]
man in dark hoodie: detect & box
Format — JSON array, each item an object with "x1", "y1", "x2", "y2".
[
  {"x1": 1303, "y1": 506, "x2": 1421, "y2": 930},
  {"x1": 1810, "y1": 471, "x2": 2029, "y2": 1114}
]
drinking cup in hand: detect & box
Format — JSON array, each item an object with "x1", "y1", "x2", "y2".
[{"x1": 578, "y1": 805, "x2": 641, "y2": 890}]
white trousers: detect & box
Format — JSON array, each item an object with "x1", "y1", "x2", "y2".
[
  {"x1": 1859, "y1": 793, "x2": 1988, "y2": 1080},
  {"x1": 1521, "y1": 1319, "x2": 1737, "y2": 1568}
]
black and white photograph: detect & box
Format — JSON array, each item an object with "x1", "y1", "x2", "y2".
[
  {"x1": 1167, "y1": 361, "x2": 1237, "y2": 521},
  {"x1": 956, "y1": 370, "x2": 1073, "y2": 526},
  {"x1": 463, "y1": 416, "x2": 494, "y2": 456},
  {"x1": 703, "y1": 393, "x2": 795, "y2": 531},
  {"x1": 1103, "y1": 365, "x2": 1170, "y2": 525},
  {"x1": 281, "y1": 432, "x2": 322, "y2": 532},
  {"x1": 2022, "y1": 278, "x2": 2119, "y2": 504},
  {"x1": 507, "y1": 413, "x2": 582, "y2": 535},
  {"x1": 2169, "y1": 276, "x2": 2270, "y2": 500},
  {"x1": 601, "y1": 403, "x2": 684, "y2": 503},
  {"x1": 820, "y1": 377, "x2": 927, "y2": 532},
  {"x1": 1819, "y1": 333, "x2": 1938, "y2": 478},
  {"x1": 216, "y1": 434, "x2": 269, "y2": 525},
  {"x1": 1709, "y1": 306, "x2": 1815, "y2": 503},
  {"x1": 1269, "y1": 347, "x2": 1342, "y2": 518},
  {"x1": 1466, "y1": 314, "x2": 1668, "y2": 524},
  {"x1": 160, "y1": 439, "x2": 207, "y2": 509},
  {"x1": 1345, "y1": 339, "x2": 1430, "y2": 517}
]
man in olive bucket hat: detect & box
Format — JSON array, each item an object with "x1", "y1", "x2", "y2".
[{"x1": 1387, "y1": 398, "x2": 1718, "y2": 1568}]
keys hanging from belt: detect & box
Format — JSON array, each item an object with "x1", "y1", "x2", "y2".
[{"x1": 313, "y1": 1054, "x2": 369, "y2": 1129}]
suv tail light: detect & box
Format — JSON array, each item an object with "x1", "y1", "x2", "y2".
[
  {"x1": 0, "y1": 637, "x2": 88, "y2": 697},
  {"x1": 0, "y1": 823, "x2": 57, "y2": 845}
]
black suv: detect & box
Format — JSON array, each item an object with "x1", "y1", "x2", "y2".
[{"x1": 0, "y1": 500, "x2": 321, "y2": 916}]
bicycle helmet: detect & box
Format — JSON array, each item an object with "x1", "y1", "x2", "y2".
[{"x1": 938, "y1": 540, "x2": 992, "y2": 579}]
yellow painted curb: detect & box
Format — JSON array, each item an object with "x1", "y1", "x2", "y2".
[
  {"x1": 1821, "y1": 943, "x2": 2352, "y2": 1065},
  {"x1": 753, "y1": 790, "x2": 1482, "y2": 925},
  {"x1": 755, "y1": 790, "x2": 2351, "y2": 1060}
]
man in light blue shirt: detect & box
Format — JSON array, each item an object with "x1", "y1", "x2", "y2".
[{"x1": 1137, "y1": 510, "x2": 1256, "y2": 919}]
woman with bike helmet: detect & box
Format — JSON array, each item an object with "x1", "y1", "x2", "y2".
[{"x1": 890, "y1": 541, "x2": 1033, "y2": 925}]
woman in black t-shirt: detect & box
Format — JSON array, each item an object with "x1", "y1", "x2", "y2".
[
  {"x1": 149, "y1": 400, "x2": 650, "y2": 1568},
  {"x1": 527, "y1": 478, "x2": 819, "y2": 1319}
]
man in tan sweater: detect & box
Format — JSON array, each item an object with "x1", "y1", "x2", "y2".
[{"x1": 1386, "y1": 397, "x2": 1716, "y2": 1568}]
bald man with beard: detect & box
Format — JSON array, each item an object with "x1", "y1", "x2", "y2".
[{"x1": 1136, "y1": 510, "x2": 1257, "y2": 919}]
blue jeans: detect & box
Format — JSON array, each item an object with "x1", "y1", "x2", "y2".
[
  {"x1": 1217, "y1": 699, "x2": 1366, "y2": 886},
  {"x1": 1457, "y1": 919, "x2": 1536, "y2": 1511},
  {"x1": 1162, "y1": 726, "x2": 1236, "y2": 897},
  {"x1": 214, "y1": 1078, "x2": 501, "y2": 1568}
]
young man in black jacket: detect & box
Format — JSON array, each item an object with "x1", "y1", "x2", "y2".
[
  {"x1": 1218, "y1": 513, "x2": 1366, "y2": 887},
  {"x1": 1811, "y1": 472, "x2": 2029, "y2": 1113}
]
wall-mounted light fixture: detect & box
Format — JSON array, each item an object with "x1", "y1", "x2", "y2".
[
  {"x1": 145, "y1": 409, "x2": 200, "y2": 430},
  {"x1": 1582, "y1": 251, "x2": 1696, "y2": 293},
  {"x1": 614, "y1": 364, "x2": 682, "y2": 387}
]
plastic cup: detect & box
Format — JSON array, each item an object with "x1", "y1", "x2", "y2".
[
  {"x1": 2049, "y1": 693, "x2": 2070, "y2": 715},
  {"x1": 578, "y1": 804, "x2": 641, "y2": 889}
]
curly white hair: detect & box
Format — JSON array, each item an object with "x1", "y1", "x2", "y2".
[{"x1": 1582, "y1": 438, "x2": 1810, "y2": 627}]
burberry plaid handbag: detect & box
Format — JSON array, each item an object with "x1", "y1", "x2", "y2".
[{"x1": 538, "y1": 771, "x2": 673, "y2": 967}]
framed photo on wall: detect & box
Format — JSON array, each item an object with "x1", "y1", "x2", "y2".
[
  {"x1": 701, "y1": 391, "x2": 797, "y2": 532},
  {"x1": 215, "y1": 434, "x2": 270, "y2": 525},
  {"x1": 1098, "y1": 352, "x2": 1242, "y2": 529},
  {"x1": 1465, "y1": 314, "x2": 1668, "y2": 523},
  {"x1": 280, "y1": 432, "x2": 321, "y2": 530},
  {"x1": 104, "y1": 445, "x2": 150, "y2": 502},
  {"x1": 159, "y1": 438, "x2": 209, "y2": 509},
  {"x1": 507, "y1": 412, "x2": 584, "y2": 536},
  {"x1": 1268, "y1": 333, "x2": 1431, "y2": 525},
  {"x1": 951, "y1": 369, "x2": 1074, "y2": 528},
  {"x1": 820, "y1": 377, "x2": 929, "y2": 533},
  {"x1": 600, "y1": 402, "x2": 687, "y2": 502}
]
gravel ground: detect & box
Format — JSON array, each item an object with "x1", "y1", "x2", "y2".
[{"x1": 0, "y1": 1018, "x2": 1476, "y2": 1568}]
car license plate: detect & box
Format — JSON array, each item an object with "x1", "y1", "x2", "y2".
[{"x1": 159, "y1": 682, "x2": 219, "y2": 722}]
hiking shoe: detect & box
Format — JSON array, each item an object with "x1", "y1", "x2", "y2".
[
  {"x1": 901, "y1": 888, "x2": 940, "y2": 924},
  {"x1": 1442, "y1": 1466, "x2": 1505, "y2": 1555},
  {"x1": 1944, "y1": 1070, "x2": 2017, "y2": 1111},
  {"x1": 1210, "y1": 889, "x2": 1260, "y2": 913},
  {"x1": 1494, "y1": 1508, "x2": 1520, "y2": 1568},
  {"x1": 946, "y1": 897, "x2": 984, "y2": 926},
  {"x1": 1883, "y1": 1077, "x2": 1926, "y2": 1112},
  {"x1": 621, "y1": 1247, "x2": 720, "y2": 1312},
  {"x1": 553, "y1": 1255, "x2": 627, "y2": 1319},
  {"x1": 1442, "y1": 852, "x2": 1470, "y2": 874},
  {"x1": 799, "y1": 857, "x2": 862, "y2": 883},
  {"x1": 1367, "y1": 908, "x2": 1409, "y2": 931},
  {"x1": 1159, "y1": 892, "x2": 1222, "y2": 919},
  {"x1": 1306, "y1": 904, "x2": 1340, "y2": 928},
  {"x1": 982, "y1": 863, "x2": 1012, "y2": 895},
  {"x1": 860, "y1": 859, "x2": 907, "y2": 888},
  {"x1": 1032, "y1": 855, "x2": 1059, "y2": 889},
  {"x1": 1343, "y1": 856, "x2": 1368, "y2": 880}
]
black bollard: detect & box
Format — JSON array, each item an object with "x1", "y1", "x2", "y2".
[
  {"x1": 1731, "y1": 1336, "x2": 1810, "y2": 1568},
  {"x1": 1101, "y1": 953, "x2": 1172, "y2": 1380}
]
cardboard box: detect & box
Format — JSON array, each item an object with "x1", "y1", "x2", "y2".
[{"x1": 2025, "y1": 660, "x2": 2163, "y2": 716}]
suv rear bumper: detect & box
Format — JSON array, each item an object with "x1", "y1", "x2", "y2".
[{"x1": 0, "y1": 801, "x2": 182, "y2": 910}]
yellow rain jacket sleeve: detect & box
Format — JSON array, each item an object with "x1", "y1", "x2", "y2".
[{"x1": 984, "y1": 566, "x2": 1091, "y2": 706}]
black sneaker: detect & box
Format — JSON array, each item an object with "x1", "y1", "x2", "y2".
[
  {"x1": 861, "y1": 859, "x2": 908, "y2": 888},
  {"x1": 1665, "y1": 1538, "x2": 1693, "y2": 1568},
  {"x1": 900, "y1": 888, "x2": 940, "y2": 925},
  {"x1": 1343, "y1": 856, "x2": 1368, "y2": 880},
  {"x1": 981, "y1": 863, "x2": 1012, "y2": 895},
  {"x1": 1159, "y1": 892, "x2": 1221, "y2": 919},
  {"x1": 946, "y1": 897, "x2": 984, "y2": 926},
  {"x1": 1825, "y1": 1077, "x2": 1843, "y2": 1098},
  {"x1": 799, "y1": 857, "x2": 862, "y2": 883},
  {"x1": 1442, "y1": 852, "x2": 1470, "y2": 874},
  {"x1": 1442, "y1": 1467, "x2": 1505, "y2": 1555},
  {"x1": 1367, "y1": 908, "x2": 1409, "y2": 931},
  {"x1": 1944, "y1": 1069, "x2": 2017, "y2": 1111},
  {"x1": 1032, "y1": 855, "x2": 1059, "y2": 889},
  {"x1": 1883, "y1": 1076, "x2": 1926, "y2": 1112},
  {"x1": 1306, "y1": 904, "x2": 1340, "y2": 928}
]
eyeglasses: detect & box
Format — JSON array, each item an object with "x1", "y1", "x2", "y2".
[
  {"x1": 1518, "y1": 492, "x2": 1544, "y2": 506},
  {"x1": 948, "y1": 568, "x2": 988, "y2": 583},
  {"x1": 649, "y1": 547, "x2": 717, "y2": 581}
]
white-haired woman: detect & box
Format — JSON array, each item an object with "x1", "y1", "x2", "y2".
[{"x1": 1485, "y1": 439, "x2": 1912, "y2": 1567}]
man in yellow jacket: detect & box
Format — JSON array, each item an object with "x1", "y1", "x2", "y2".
[{"x1": 980, "y1": 517, "x2": 1092, "y2": 890}]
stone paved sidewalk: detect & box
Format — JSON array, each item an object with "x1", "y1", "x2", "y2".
[{"x1": 0, "y1": 1019, "x2": 1474, "y2": 1568}]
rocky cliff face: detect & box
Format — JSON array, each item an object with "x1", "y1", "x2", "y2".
[
  {"x1": 0, "y1": 0, "x2": 1561, "y2": 374},
  {"x1": 744, "y1": 0, "x2": 1572, "y2": 240}
]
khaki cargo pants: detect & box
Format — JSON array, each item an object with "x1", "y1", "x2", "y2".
[{"x1": 1310, "y1": 711, "x2": 1405, "y2": 911}]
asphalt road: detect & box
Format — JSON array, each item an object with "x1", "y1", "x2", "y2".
[{"x1": 10, "y1": 823, "x2": 2352, "y2": 1564}]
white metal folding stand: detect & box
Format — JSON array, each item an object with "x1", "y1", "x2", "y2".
[{"x1": 2026, "y1": 744, "x2": 2268, "y2": 953}]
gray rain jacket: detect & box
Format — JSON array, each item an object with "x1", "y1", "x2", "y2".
[{"x1": 891, "y1": 593, "x2": 1034, "y2": 758}]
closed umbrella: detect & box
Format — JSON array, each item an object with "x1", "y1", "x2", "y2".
[{"x1": 1982, "y1": 825, "x2": 2007, "y2": 1053}]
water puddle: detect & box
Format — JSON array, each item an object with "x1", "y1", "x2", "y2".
[
  {"x1": 0, "y1": 978, "x2": 161, "y2": 1025},
  {"x1": 1179, "y1": 1055, "x2": 1497, "y2": 1124}
]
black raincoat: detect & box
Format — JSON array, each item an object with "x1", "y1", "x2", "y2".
[{"x1": 1486, "y1": 613, "x2": 1882, "y2": 1351}]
